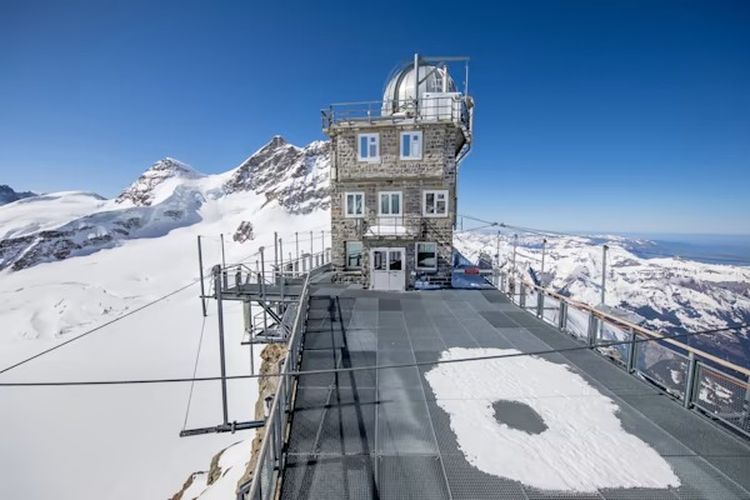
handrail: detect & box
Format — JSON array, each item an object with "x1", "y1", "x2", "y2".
[
  {"x1": 501, "y1": 268, "x2": 750, "y2": 378},
  {"x1": 322, "y1": 95, "x2": 470, "y2": 129},
  {"x1": 242, "y1": 271, "x2": 311, "y2": 500},
  {"x1": 492, "y1": 267, "x2": 750, "y2": 438}
]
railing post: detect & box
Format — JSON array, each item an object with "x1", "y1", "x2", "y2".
[
  {"x1": 519, "y1": 282, "x2": 526, "y2": 309},
  {"x1": 274, "y1": 231, "x2": 279, "y2": 270},
  {"x1": 684, "y1": 352, "x2": 698, "y2": 408},
  {"x1": 295, "y1": 231, "x2": 299, "y2": 266},
  {"x1": 536, "y1": 292, "x2": 544, "y2": 319},
  {"x1": 742, "y1": 380, "x2": 750, "y2": 430},
  {"x1": 587, "y1": 314, "x2": 598, "y2": 347},
  {"x1": 279, "y1": 238, "x2": 284, "y2": 285},
  {"x1": 627, "y1": 328, "x2": 637, "y2": 373},
  {"x1": 558, "y1": 301, "x2": 568, "y2": 331},
  {"x1": 259, "y1": 247, "x2": 266, "y2": 299}
]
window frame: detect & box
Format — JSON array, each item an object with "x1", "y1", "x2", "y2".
[
  {"x1": 378, "y1": 191, "x2": 403, "y2": 217},
  {"x1": 422, "y1": 189, "x2": 449, "y2": 218},
  {"x1": 345, "y1": 241, "x2": 363, "y2": 270},
  {"x1": 415, "y1": 241, "x2": 438, "y2": 271},
  {"x1": 357, "y1": 133, "x2": 380, "y2": 162},
  {"x1": 400, "y1": 130, "x2": 423, "y2": 160},
  {"x1": 343, "y1": 191, "x2": 365, "y2": 218}
]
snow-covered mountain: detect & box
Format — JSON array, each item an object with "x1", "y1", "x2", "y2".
[
  {"x1": 224, "y1": 135, "x2": 330, "y2": 214},
  {"x1": 0, "y1": 136, "x2": 330, "y2": 500},
  {"x1": 454, "y1": 231, "x2": 750, "y2": 366},
  {"x1": 0, "y1": 138, "x2": 331, "y2": 273},
  {"x1": 0, "y1": 184, "x2": 36, "y2": 205}
]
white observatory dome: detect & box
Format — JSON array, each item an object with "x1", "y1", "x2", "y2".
[{"x1": 382, "y1": 63, "x2": 457, "y2": 116}]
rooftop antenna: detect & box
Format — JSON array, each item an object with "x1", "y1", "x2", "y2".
[{"x1": 413, "y1": 53, "x2": 420, "y2": 112}]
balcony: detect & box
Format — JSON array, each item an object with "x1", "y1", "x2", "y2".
[
  {"x1": 347, "y1": 215, "x2": 452, "y2": 243},
  {"x1": 322, "y1": 95, "x2": 472, "y2": 132}
]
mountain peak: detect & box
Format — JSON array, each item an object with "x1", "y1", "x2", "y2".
[
  {"x1": 115, "y1": 157, "x2": 203, "y2": 206},
  {"x1": 223, "y1": 137, "x2": 331, "y2": 213},
  {"x1": 0, "y1": 185, "x2": 36, "y2": 206},
  {"x1": 148, "y1": 157, "x2": 201, "y2": 176},
  {"x1": 269, "y1": 135, "x2": 287, "y2": 147}
]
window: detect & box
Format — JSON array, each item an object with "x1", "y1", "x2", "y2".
[
  {"x1": 345, "y1": 241, "x2": 363, "y2": 270},
  {"x1": 423, "y1": 190, "x2": 448, "y2": 217},
  {"x1": 400, "y1": 131, "x2": 423, "y2": 160},
  {"x1": 416, "y1": 242, "x2": 438, "y2": 270},
  {"x1": 378, "y1": 191, "x2": 402, "y2": 216},
  {"x1": 344, "y1": 192, "x2": 364, "y2": 217},
  {"x1": 358, "y1": 133, "x2": 380, "y2": 162}
]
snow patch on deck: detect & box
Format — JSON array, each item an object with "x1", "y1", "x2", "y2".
[{"x1": 425, "y1": 347, "x2": 680, "y2": 492}]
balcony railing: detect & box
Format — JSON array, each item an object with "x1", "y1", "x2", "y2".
[
  {"x1": 322, "y1": 96, "x2": 471, "y2": 130},
  {"x1": 346, "y1": 214, "x2": 453, "y2": 240},
  {"x1": 491, "y1": 268, "x2": 750, "y2": 439}
]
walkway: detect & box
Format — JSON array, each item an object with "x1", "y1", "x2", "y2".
[{"x1": 280, "y1": 287, "x2": 750, "y2": 499}]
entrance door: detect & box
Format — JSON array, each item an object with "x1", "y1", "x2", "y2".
[{"x1": 370, "y1": 247, "x2": 405, "y2": 291}]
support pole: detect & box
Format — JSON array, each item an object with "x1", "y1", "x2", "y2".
[
  {"x1": 197, "y1": 236, "x2": 207, "y2": 317},
  {"x1": 220, "y1": 233, "x2": 226, "y2": 268},
  {"x1": 495, "y1": 230, "x2": 500, "y2": 267},
  {"x1": 413, "y1": 53, "x2": 419, "y2": 112},
  {"x1": 541, "y1": 238, "x2": 547, "y2": 278},
  {"x1": 259, "y1": 247, "x2": 266, "y2": 298},
  {"x1": 213, "y1": 265, "x2": 229, "y2": 426},
  {"x1": 274, "y1": 231, "x2": 279, "y2": 270},
  {"x1": 512, "y1": 234, "x2": 518, "y2": 276},
  {"x1": 295, "y1": 231, "x2": 299, "y2": 267},
  {"x1": 601, "y1": 244, "x2": 609, "y2": 306},
  {"x1": 320, "y1": 230, "x2": 325, "y2": 257}
]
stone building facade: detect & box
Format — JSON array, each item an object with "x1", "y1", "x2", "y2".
[{"x1": 323, "y1": 56, "x2": 473, "y2": 290}]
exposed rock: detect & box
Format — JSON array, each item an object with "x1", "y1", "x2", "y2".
[
  {"x1": 236, "y1": 343, "x2": 288, "y2": 494},
  {"x1": 1, "y1": 187, "x2": 203, "y2": 271},
  {"x1": 116, "y1": 157, "x2": 202, "y2": 207},
  {"x1": 233, "y1": 221, "x2": 255, "y2": 243},
  {"x1": 224, "y1": 136, "x2": 331, "y2": 214},
  {"x1": 0, "y1": 184, "x2": 36, "y2": 205},
  {"x1": 169, "y1": 343, "x2": 288, "y2": 500}
]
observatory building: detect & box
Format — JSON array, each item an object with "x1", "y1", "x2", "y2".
[{"x1": 323, "y1": 54, "x2": 474, "y2": 290}]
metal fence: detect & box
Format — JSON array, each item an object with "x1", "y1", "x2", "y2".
[
  {"x1": 492, "y1": 270, "x2": 750, "y2": 439},
  {"x1": 237, "y1": 272, "x2": 312, "y2": 500},
  {"x1": 321, "y1": 96, "x2": 471, "y2": 130}
]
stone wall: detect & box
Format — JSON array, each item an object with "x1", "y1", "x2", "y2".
[
  {"x1": 333, "y1": 122, "x2": 459, "y2": 181},
  {"x1": 329, "y1": 121, "x2": 461, "y2": 289}
]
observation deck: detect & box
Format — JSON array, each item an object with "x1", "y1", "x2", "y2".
[{"x1": 241, "y1": 277, "x2": 750, "y2": 499}]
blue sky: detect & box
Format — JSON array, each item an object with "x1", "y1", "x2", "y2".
[{"x1": 1, "y1": 0, "x2": 748, "y2": 234}]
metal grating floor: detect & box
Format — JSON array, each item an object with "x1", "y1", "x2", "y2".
[{"x1": 280, "y1": 288, "x2": 750, "y2": 499}]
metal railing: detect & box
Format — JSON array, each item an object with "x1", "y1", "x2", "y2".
[
  {"x1": 221, "y1": 249, "x2": 331, "y2": 291},
  {"x1": 348, "y1": 213, "x2": 453, "y2": 240},
  {"x1": 491, "y1": 269, "x2": 750, "y2": 439},
  {"x1": 238, "y1": 272, "x2": 312, "y2": 500},
  {"x1": 322, "y1": 96, "x2": 471, "y2": 130}
]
